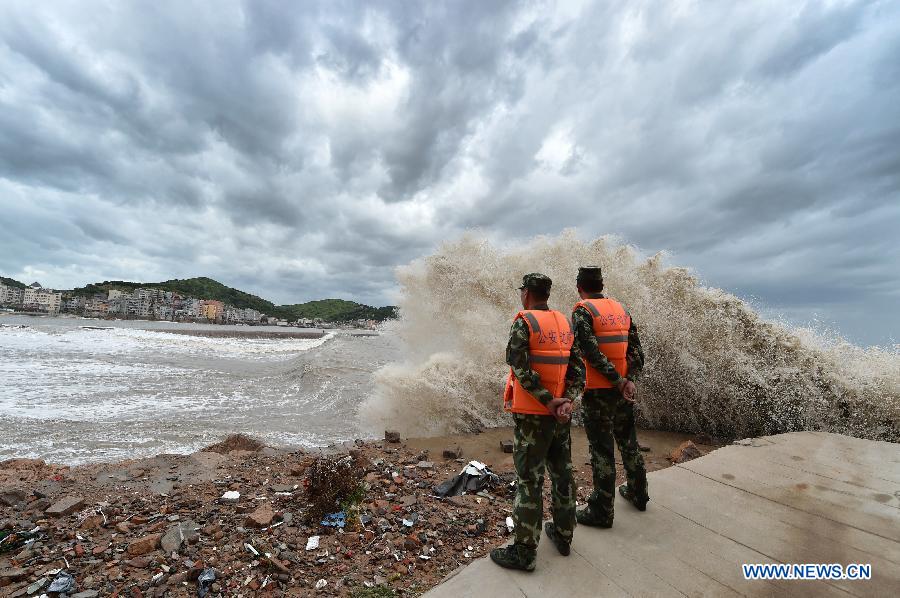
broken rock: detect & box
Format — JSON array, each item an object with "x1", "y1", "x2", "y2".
[
  {"x1": 244, "y1": 502, "x2": 274, "y2": 528},
  {"x1": 45, "y1": 495, "x2": 85, "y2": 516},
  {"x1": 127, "y1": 533, "x2": 162, "y2": 556},
  {"x1": 161, "y1": 519, "x2": 200, "y2": 553},
  {"x1": 0, "y1": 487, "x2": 27, "y2": 507},
  {"x1": 442, "y1": 446, "x2": 463, "y2": 459},
  {"x1": 385, "y1": 430, "x2": 401, "y2": 443},
  {"x1": 670, "y1": 441, "x2": 702, "y2": 463}
]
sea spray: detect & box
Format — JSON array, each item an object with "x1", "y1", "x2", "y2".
[{"x1": 363, "y1": 231, "x2": 899, "y2": 441}]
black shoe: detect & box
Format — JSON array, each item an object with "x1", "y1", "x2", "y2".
[
  {"x1": 543, "y1": 522, "x2": 571, "y2": 556},
  {"x1": 575, "y1": 507, "x2": 613, "y2": 528},
  {"x1": 490, "y1": 543, "x2": 536, "y2": 572},
  {"x1": 618, "y1": 484, "x2": 648, "y2": 511}
]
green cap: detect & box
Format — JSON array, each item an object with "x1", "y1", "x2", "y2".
[
  {"x1": 518, "y1": 273, "x2": 552, "y2": 294},
  {"x1": 577, "y1": 266, "x2": 603, "y2": 284}
]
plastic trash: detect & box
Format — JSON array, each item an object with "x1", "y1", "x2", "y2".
[
  {"x1": 0, "y1": 529, "x2": 42, "y2": 554},
  {"x1": 320, "y1": 511, "x2": 346, "y2": 528},
  {"x1": 315, "y1": 579, "x2": 327, "y2": 590},
  {"x1": 506, "y1": 516, "x2": 514, "y2": 532},
  {"x1": 197, "y1": 568, "x2": 216, "y2": 597},
  {"x1": 48, "y1": 570, "x2": 75, "y2": 593},
  {"x1": 305, "y1": 535, "x2": 320, "y2": 551},
  {"x1": 433, "y1": 461, "x2": 500, "y2": 497}
]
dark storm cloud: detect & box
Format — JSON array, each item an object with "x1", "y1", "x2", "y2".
[{"x1": 0, "y1": 0, "x2": 898, "y2": 344}]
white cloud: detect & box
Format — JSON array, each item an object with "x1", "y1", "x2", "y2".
[{"x1": 0, "y1": 0, "x2": 897, "y2": 344}]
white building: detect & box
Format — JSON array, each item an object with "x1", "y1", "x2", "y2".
[
  {"x1": 22, "y1": 286, "x2": 38, "y2": 307},
  {"x1": 178, "y1": 297, "x2": 202, "y2": 318},
  {"x1": 85, "y1": 298, "x2": 109, "y2": 315},
  {"x1": 63, "y1": 295, "x2": 86, "y2": 312},
  {"x1": 32, "y1": 290, "x2": 62, "y2": 313},
  {"x1": 0, "y1": 283, "x2": 24, "y2": 306}
]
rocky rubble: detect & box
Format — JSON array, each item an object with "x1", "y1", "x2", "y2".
[
  {"x1": 1, "y1": 432, "x2": 718, "y2": 596},
  {"x1": 0, "y1": 435, "x2": 522, "y2": 597}
]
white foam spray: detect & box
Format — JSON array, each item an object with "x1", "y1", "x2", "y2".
[{"x1": 363, "y1": 231, "x2": 899, "y2": 441}]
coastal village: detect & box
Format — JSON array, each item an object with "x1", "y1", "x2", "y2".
[{"x1": 0, "y1": 281, "x2": 377, "y2": 330}]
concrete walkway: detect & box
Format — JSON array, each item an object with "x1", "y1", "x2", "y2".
[{"x1": 423, "y1": 431, "x2": 900, "y2": 597}]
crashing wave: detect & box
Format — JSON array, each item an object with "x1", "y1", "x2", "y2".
[{"x1": 363, "y1": 231, "x2": 899, "y2": 442}]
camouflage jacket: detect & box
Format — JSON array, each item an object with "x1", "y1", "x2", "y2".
[
  {"x1": 505, "y1": 304, "x2": 585, "y2": 405},
  {"x1": 572, "y1": 293, "x2": 644, "y2": 384}
]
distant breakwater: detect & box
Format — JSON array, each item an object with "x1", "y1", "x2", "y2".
[{"x1": 158, "y1": 328, "x2": 326, "y2": 340}]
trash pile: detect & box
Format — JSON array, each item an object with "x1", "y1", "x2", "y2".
[
  {"x1": 0, "y1": 432, "x2": 693, "y2": 596},
  {"x1": 0, "y1": 436, "x2": 520, "y2": 597}
]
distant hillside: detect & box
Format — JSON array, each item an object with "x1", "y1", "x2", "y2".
[
  {"x1": 280, "y1": 299, "x2": 398, "y2": 322},
  {"x1": 68, "y1": 276, "x2": 397, "y2": 322},
  {"x1": 72, "y1": 277, "x2": 280, "y2": 315},
  {"x1": 0, "y1": 276, "x2": 26, "y2": 289}
]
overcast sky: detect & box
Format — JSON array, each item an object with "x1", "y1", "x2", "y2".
[{"x1": 1, "y1": 1, "x2": 898, "y2": 345}]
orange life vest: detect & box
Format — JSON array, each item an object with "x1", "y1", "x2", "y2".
[
  {"x1": 575, "y1": 298, "x2": 630, "y2": 389},
  {"x1": 503, "y1": 309, "x2": 574, "y2": 415}
]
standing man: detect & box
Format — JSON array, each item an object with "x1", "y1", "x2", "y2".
[
  {"x1": 571, "y1": 266, "x2": 648, "y2": 528},
  {"x1": 490, "y1": 273, "x2": 584, "y2": 572}
]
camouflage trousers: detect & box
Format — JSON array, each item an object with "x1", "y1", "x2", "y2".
[
  {"x1": 512, "y1": 413, "x2": 577, "y2": 548},
  {"x1": 582, "y1": 389, "x2": 649, "y2": 520}
]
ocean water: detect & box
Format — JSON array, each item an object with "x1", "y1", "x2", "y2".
[
  {"x1": 4, "y1": 233, "x2": 898, "y2": 464},
  {"x1": 0, "y1": 315, "x2": 400, "y2": 463}
]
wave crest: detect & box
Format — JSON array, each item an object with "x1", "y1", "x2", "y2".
[{"x1": 362, "y1": 231, "x2": 899, "y2": 442}]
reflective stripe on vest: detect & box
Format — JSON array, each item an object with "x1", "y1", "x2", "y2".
[
  {"x1": 575, "y1": 298, "x2": 630, "y2": 389},
  {"x1": 503, "y1": 309, "x2": 573, "y2": 415}
]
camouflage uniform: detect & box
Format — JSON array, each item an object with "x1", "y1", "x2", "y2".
[
  {"x1": 573, "y1": 290, "x2": 649, "y2": 524},
  {"x1": 496, "y1": 274, "x2": 584, "y2": 569}
]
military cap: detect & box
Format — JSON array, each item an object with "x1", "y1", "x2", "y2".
[
  {"x1": 518, "y1": 273, "x2": 552, "y2": 294},
  {"x1": 577, "y1": 266, "x2": 603, "y2": 284},
  {"x1": 575, "y1": 266, "x2": 603, "y2": 284}
]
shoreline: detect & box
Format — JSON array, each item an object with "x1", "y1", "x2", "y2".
[
  {"x1": 0, "y1": 427, "x2": 722, "y2": 596},
  {"x1": 155, "y1": 328, "x2": 327, "y2": 340}
]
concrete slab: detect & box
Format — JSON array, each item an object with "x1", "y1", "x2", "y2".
[{"x1": 424, "y1": 432, "x2": 900, "y2": 598}]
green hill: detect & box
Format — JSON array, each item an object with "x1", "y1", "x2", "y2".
[
  {"x1": 68, "y1": 276, "x2": 396, "y2": 322},
  {"x1": 0, "y1": 276, "x2": 26, "y2": 289},
  {"x1": 73, "y1": 277, "x2": 280, "y2": 315},
  {"x1": 280, "y1": 299, "x2": 398, "y2": 322}
]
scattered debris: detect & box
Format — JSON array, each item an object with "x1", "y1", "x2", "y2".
[
  {"x1": 220, "y1": 490, "x2": 240, "y2": 502},
  {"x1": 384, "y1": 430, "x2": 401, "y2": 443},
  {"x1": 433, "y1": 461, "x2": 500, "y2": 497},
  {"x1": 321, "y1": 511, "x2": 347, "y2": 528},
  {"x1": 500, "y1": 440, "x2": 514, "y2": 454},
  {"x1": 0, "y1": 430, "x2": 706, "y2": 596},
  {"x1": 47, "y1": 570, "x2": 76, "y2": 593},
  {"x1": 196, "y1": 568, "x2": 216, "y2": 597}
]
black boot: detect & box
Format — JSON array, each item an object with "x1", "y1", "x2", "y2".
[
  {"x1": 490, "y1": 543, "x2": 536, "y2": 572},
  {"x1": 618, "y1": 484, "x2": 648, "y2": 511},
  {"x1": 543, "y1": 522, "x2": 571, "y2": 556},
  {"x1": 575, "y1": 506, "x2": 613, "y2": 528}
]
